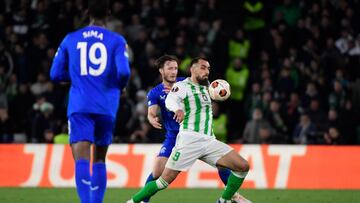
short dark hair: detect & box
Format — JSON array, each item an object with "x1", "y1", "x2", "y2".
[
  {"x1": 190, "y1": 57, "x2": 208, "y2": 67},
  {"x1": 88, "y1": 0, "x2": 109, "y2": 19},
  {"x1": 155, "y1": 55, "x2": 178, "y2": 69}
]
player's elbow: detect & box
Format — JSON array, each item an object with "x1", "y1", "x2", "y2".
[{"x1": 49, "y1": 70, "x2": 60, "y2": 82}]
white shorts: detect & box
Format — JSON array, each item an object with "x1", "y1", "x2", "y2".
[{"x1": 166, "y1": 131, "x2": 233, "y2": 171}]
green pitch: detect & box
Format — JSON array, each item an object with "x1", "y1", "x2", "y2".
[{"x1": 0, "y1": 188, "x2": 359, "y2": 203}]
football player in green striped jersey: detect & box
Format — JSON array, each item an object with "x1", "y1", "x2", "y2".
[{"x1": 127, "y1": 58, "x2": 251, "y2": 203}]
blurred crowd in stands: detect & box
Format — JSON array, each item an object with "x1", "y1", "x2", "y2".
[{"x1": 0, "y1": 0, "x2": 360, "y2": 145}]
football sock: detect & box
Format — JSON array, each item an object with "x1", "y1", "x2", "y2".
[
  {"x1": 132, "y1": 177, "x2": 168, "y2": 203},
  {"x1": 221, "y1": 171, "x2": 247, "y2": 200},
  {"x1": 142, "y1": 173, "x2": 155, "y2": 202},
  {"x1": 75, "y1": 159, "x2": 91, "y2": 203},
  {"x1": 218, "y1": 168, "x2": 231, "y2": 185},
  {"x1": 91, "y1": 162, "x2": 107, "y2": 203}
]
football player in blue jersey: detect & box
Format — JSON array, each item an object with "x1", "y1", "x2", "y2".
[
  {"x1": 49, "y1": 1, "x2": 130, "y2": 203},
  {"x1": 143, "y1": 55, "x2": 248, "y2": 203}
]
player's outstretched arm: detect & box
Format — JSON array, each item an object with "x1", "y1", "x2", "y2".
[
  {"x1": 147, "y1": 105, "x2": 162, "y2": 129},
  {"x1": 50, "y1": 37, "x2": 70, "y2": 82}
]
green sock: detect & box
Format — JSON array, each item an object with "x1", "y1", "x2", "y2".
[
  {"x1": 221, "y1": 172, "x2": 245, "y2": 200},
  {"x1": 132, "y1": 178, "x2": 168, "y2": 203}
]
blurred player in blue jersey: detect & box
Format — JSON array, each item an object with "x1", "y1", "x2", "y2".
[
  {"x1": 49, "y1": 0, "x2": 130, "y2": 203},
  {"x1": 143, "y1": 55, "x2": 247, "y2": 203}
]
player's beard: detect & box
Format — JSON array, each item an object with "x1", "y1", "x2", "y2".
[{"x1": 197, "y1": 76, "x2": 209, "y2": 86}]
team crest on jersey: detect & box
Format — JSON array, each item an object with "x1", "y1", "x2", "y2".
[{"x1": 171, "y1": 86, "x2": 179, "y2": 92}]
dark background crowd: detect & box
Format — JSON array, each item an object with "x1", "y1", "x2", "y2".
[{"x1": 0, "y1": 0, "x2": 360, "y2": 145}]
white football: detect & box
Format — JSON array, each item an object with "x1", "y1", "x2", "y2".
[{"x1": 208, "y1": 79, "x2": 231, "y2": 101}]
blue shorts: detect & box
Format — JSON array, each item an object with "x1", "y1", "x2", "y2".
[
  {"x1": 68, "y1": 113, "x2": 115, "y2": 146},
  {"x1": 158, "y1": 132, "x2": 178, "y2": 157}
]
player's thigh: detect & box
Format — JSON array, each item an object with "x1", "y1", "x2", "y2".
[
  {"x1": 68, "y1": 113, "x2": 95, "y2": 160},
  {"x1": 216, "y1": 150, "x2": 249, "y2": 172},
  {"x1": 69, "y1": 113, "x2": 95, "y2": 144},
  {"x1": 165, "y1": 134, "x2": 203, "y2": 172},
  {"x1": 200, "y1": 139, "x2": 248, "y2": 172},
  {"x1": 94, "y1": 114, "x2": 115, "y2": 147},
  {"x1": 152, "y1": 157, "x2": 168, "y2": 178},
  {"x1": 158, "y1": 136, "x2": 176, "y2": 158},
  {"x1": 153, "y1": 136, "x2": 176, "y2": 177}
]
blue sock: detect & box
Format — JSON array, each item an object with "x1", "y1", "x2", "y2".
[
  {"x1": 218, "y1": 168, "x2": 231, "y2": 185},
  {"x1": 143, "y1": 173, "x2": 154, "y2": 202},
  {"x1": 75, "y1": 159, "x2": 91, "y2": 203},
  {"x1": 91, "y1": 162, "x2": 107, "y2": 203}
]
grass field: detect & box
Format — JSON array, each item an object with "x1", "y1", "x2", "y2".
[{"x1": 0, "y1": 188, "x2": 359, "y2": 203}]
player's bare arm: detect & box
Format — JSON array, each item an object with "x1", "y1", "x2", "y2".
[{"x1": 148, "y1": 105, "x2": 162, "y2": 129}]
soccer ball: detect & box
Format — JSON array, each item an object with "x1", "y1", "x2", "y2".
[{"x1": 208, "y1": 79, "x2": 231, "y2": 101}]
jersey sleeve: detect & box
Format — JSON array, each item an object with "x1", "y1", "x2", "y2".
[
  {"x1": 50, "y1": 36, "x2": 70, "y2": 82},
  {"x1": 165, "y1": 82, "x2": 187, "y2": 112},
  {"x1": 115, "y1": 38, "x2": 130, "y2": 89},
  {"x1": 147, "y1": 89, "x2": 158, "y2": 107}
]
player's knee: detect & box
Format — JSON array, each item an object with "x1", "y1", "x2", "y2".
[
  {"x1": 235, "y1": 159, "x2": 249, "y2": 173},
  {"x1": 241, "y1": 160, "x2": 250, "y2": 172}
]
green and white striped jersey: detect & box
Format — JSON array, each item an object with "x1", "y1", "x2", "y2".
[{"x1": 165, "y1": 78, "x2": 214, "y2": 136}]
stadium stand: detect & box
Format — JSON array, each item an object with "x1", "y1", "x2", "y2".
[{"x1": 0, "y1": 0, "x2": 359, "y2": 145}]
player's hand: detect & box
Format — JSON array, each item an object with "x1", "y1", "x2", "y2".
[
  {"x1": 173, "y1": 110, "x2": 184, "y2": 123},
  {"x1": 149, "y1": 116, "x2": 162, "y2": 129}
]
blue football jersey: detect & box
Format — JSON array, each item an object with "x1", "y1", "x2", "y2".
[
  {"x1": 147, "y1": 77, "x2": 185, "y2": 137},
  {"x1": 50, "y1": 25, "x2": 130, "y2": 118}
]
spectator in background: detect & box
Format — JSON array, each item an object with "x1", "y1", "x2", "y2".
[
  {"x1": 335, "y1": 29, "x2": 353, "y2": 54},
  {"x1": 266, "y1": 100, "x2": 288, "y2": 143},
  {"x1": 339, "y1": 100, "x2": 358, "y2": 144},
  {"x1": 10, "y1": 83, "x2": 34, "y2": 134},
  {"x1": 212, "y1": 102, "x2": 228, "y2": 143},
  {"x1": 285, "y1": 92, "x2": 301, "y2": 132},
  {"x1": 243, "y1": 108, "x2": 274, "y2": 144},
  {"x1": 129, "y1": 90, "x2": 151, "y2": 143},
  {"x1": 54, "y1": 124, "x2": 69, "y2": 144},
  {"x1": 5, "y1": 74, "x2": 17, "y2": 102},
  {"x1": 115, "y1": 92, "x2": 135, "y2": 143},
  {"x1": 301, "y1": 82, "x2": 319, "y2": 109},
  {"x1": 44, "y1": 129, "x2": 54, "y2": 143},
  {"x1": 273, "y1": 0, "x2": 301, "y2": 27},
  {"x1": 308, "y1": 98, "x2": 327, "y2": 131},
  {"x1": 225, "y1": 57, "x2": 250, "y2": 142},
  {"x1": 30, "y1": 96, "x2": 54, "y2": 143},
  {"x1": 228, "y1": 28, "x2": 250, "y2": 60},
  {"x1": 323, "y1": 127, "x2": 345, "y2": 145},
  {"x1": 292, "y1": 113, "x2": 317, "y2": 144},
  {"x1": 0, "y1": 107, "x2": 13, "y2": 143},
  {"x1": 30, "y1": 73, "x2": 48, "y2": 96},
  {"x1": 277, "y1": 67, "x2": 295, "y2": 99},
  {"x1": 260, "y1": 91, "x2": 272, "y2": 115},
  {"x1": 328, "y1": 80, "x2": 347, "y2": 110},
  {"x1": 244, "y1": 82, "x2": 262, "y2": 120}
]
